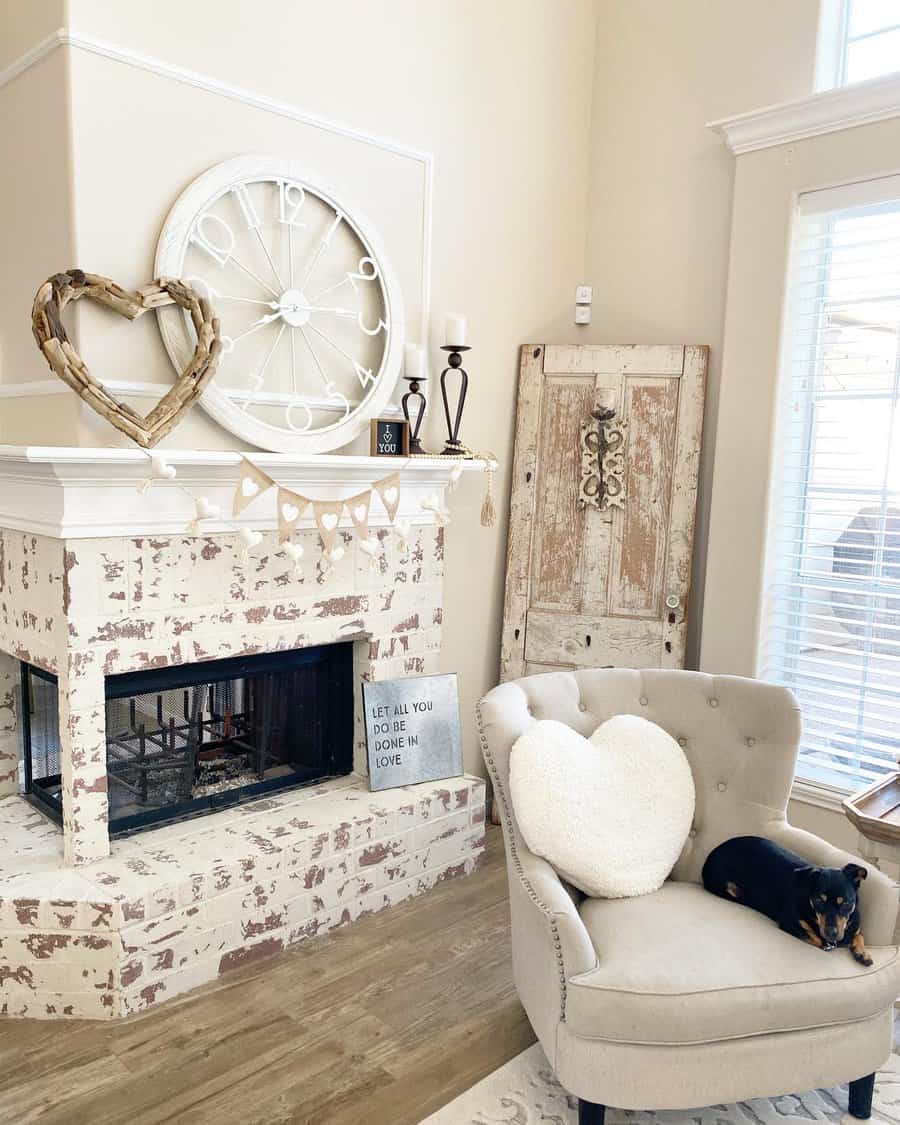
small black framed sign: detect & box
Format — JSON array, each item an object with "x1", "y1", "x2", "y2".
[
  {"x1": 363, "y1": 673, "x2": 463, "y2": 791},
  {"x1": 370, "y1": 417, "x2": 410, "y2": 457}
]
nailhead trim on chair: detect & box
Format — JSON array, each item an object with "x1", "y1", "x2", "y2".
[{"x1": 476, "y1": 701, "x2": 570, "y2": 1022}]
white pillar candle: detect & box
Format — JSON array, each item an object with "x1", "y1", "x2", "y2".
[
  {"x1": 444, "y1": 313, "x2": 467, "y2": 347},
  {"x1": 404, "y1": 342, "x2": 426, "y2": 378}
]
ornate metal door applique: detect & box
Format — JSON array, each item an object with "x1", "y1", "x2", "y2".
[{"x1": 578, "y1": 407, "x2": 627, "y2": 512}]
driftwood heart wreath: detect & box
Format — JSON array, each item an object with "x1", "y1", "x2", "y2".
[{"x1": 31, "y1": 269, "x2": 222, "y2": 448}]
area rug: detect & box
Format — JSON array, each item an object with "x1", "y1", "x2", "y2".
[{"x1": 421, "y1": 1021, "x2": 900, "y2": 1125}]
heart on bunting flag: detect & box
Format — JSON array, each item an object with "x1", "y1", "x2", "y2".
[
  {"x1": 277, "y1": 487, "x2": 309, "y2": 542},
  {"x1": 346, "y1": 490, "x2": 373, "y2": 540},
  {"x1": 312, "y1": 500, "x2": 345, "y2": 553},
  {"x1": 234, "y1": 459, "x2": 275, "y2": 517},
  {"x1": 374, "y1": 472, "x2": 401, "y2": 522}
]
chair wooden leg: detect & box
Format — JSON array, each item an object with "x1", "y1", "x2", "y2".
[
  {"x1": 578, "y1": 1099, "x2": 606, "y2": 1125},
  {"x1": 848, "y1": 1073, "x2": 875, "y2": 1119}
]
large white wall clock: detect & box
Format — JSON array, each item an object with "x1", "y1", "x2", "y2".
[{"x1": 155, "y1": 154, "x2": 404, "y2": 453}]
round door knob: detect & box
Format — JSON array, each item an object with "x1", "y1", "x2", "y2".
[{"x1": 665, "y1": 594, "x2": 680, "y2": 610}]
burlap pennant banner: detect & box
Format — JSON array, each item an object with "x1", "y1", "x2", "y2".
[
  {"x1": 311, "y1": 499, "x2": 345, "y2": 554},
  {"x1": 374, "y1": 472, "x2": 401, "y2": 522},
  {"x1": 226, "y1": 460, "x2": 432, "y2": 558},
  {"x1": 277, "y1": 487, "x2": 310, "y2": 542},
  {"x1": 346, "y1": 490, "x2": 373, "y2": 540},
  {"x1": 233, "y1": 458, "x2": 275, "y2": 517}
]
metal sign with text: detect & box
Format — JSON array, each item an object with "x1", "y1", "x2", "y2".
[{"x1": 362, "y1": 673, "x2": 463, "y2": 791}]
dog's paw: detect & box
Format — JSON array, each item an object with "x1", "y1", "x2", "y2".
[{"x1": 852, "y1": 950, "x2": 874, "y2": 967}]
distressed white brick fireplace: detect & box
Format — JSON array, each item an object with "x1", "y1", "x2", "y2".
[{"x1": 0, "y1": 448, "x2": 485, "y2": 1018}]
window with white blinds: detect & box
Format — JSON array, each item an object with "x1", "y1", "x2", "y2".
[{"x1": 760, "y1": 174, "x2": 900, "y2": 794}]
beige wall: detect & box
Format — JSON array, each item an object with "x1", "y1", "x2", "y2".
[
  {"x1": 584, "y1": 0, "x2": 820, "y2": 666},
  {"x1": 0, "y1": 43, "x2": 76, "y2": 392},
  {"x1": 0, "y1": 0, "x2": 66, "y2": 70},
  {"x1": 0, "y1": 0, "x2": 599, "y2": 777}
]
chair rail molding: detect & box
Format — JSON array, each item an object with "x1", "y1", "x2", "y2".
[
  {"x1": 708, "y1": 72, "x2": 900, "y2": 155},
  {"x1": 0, "y1": 27, "x2": 433, "y2": 345}
]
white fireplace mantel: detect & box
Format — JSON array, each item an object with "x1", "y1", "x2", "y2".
[{"x1": 0, "y1": 446, "x2": 483, "y2": 539}]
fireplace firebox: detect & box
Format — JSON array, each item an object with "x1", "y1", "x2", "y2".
[{"x1": 21, "y1": 645, "x2": 354, "y2": 835}]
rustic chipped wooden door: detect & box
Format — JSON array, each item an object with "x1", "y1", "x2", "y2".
[{"x1": 500, "y1": 344, "x2": 707, "y2": 680}]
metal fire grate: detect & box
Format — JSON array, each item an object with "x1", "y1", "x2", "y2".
[{"x1": 21, "y1": 645, "x2": 354, "y2": 836}]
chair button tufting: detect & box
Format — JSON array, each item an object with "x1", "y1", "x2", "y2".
[
  {"x1": 578, "y1": 702, "x2": 587, "y2": 713},
  {"x1": 677, "y1": 737, "x2": 687, "y2": 747},
  {"x1": 689, "y1": 828, "x2": 697, "y2": 838},
  {"x1": 639, "y1": 696, "x2": 648, "y2": 706},
  {"x1": 746, "y1": 736, "x2": 756, "y2": 747},
  {"x1": 709, "y1": 698, "x2": 719, "y2": 708},
  {"x1": 717, "y1": 781, "x2": 727, "y2": 792}
]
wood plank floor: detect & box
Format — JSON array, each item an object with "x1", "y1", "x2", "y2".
[{"x1": 0, "y1": 826, "x2": 535, "y2": 1125}]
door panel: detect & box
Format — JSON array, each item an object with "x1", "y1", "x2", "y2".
[
  {"x1": 543, "y1": 344, "x2": 685, "y2": 376},
  {"x1": 608, "y1": 377, "x2": 679, "y2": 619},
  {"x1": 530, "y1": 378, "x2": 594, "y2": 611},
  {"x1": 524, "y1": 609, "x2": 662, "y2": 669},
  {"x1": 501, "y1": 343, "x2": 707, "y2": 682}
]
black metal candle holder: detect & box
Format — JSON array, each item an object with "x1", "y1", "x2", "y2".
[
  {"x1": 401, "y1": 373, "x2": 428, "y2": 456},
  {"x1": 439, "y1": 345, "x2": 471, "y2": 456}
]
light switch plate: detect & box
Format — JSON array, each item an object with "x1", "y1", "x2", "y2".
[
  {"x1": 575, "y1": 305, "x2": 591, "y2": 325},
  {"x1": 575, "y1": 285, "x2": 593, "y2": 305}
]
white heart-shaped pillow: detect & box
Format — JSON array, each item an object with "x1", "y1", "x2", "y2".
[{"x1": 509, "y1": 715, "x2": 694, "y2": 898}]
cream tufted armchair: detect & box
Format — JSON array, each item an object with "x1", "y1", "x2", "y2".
[{"x1": 477, "y1": 669, "x2": 900, "y2": 1125}]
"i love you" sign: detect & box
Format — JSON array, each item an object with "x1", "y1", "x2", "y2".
[{"x1": 362, "y1": 674, "x2": 463, "y2": 792}]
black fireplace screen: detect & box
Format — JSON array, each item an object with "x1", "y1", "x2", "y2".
[{"x1": 21, "y1": 645, "x2": 354, "y2": 836}]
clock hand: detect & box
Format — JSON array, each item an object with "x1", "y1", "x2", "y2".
[
  {"x1": 300, "y1": 304, "x2": 357, "y2": 319},
  {"x1": 214, "y1": 294, "x2": 280, "y2": 309},
  {"x1": 275, "y1": 301, "x2": 356, "y2": 320},
  {"x1": 228, "y1": 309, "x2": 283, "y2": 347}
]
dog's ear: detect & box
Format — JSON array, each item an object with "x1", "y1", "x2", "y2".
[
  {"x1": 793, "y1": 865, "x2": 818, "y2": 887},
  {"x1": 843, "y1": 863, "x2": 868, "y2": 885}
]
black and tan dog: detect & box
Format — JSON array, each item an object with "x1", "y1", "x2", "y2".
[{"x1": 702, "y1": 835, "x2": 873, "y2": 966}]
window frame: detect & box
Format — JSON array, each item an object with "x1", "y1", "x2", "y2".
[{"x1": 761, "y1": 174, "x2": 900, "y2": 805}]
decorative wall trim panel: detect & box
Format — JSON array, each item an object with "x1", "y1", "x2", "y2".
[
  {"x1": 0, "y1": 380, "x2": 405, "y2": 421},
  {"x1": 0, "y1": 28, "x2": 433, "y2": 343}
]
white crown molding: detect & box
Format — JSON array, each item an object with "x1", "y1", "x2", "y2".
[
  {"x1": 708, "y1": 72, "x2": 900, "y2": 155},
  {"x1": 0, "y1": 29, "x2": 431, "y2": 162},
  {"x1": 0, "y1": 447, "x2": 480, "y2": 539},
  {"x1": 0, "y1": 28, "x2": 434, "y2": 349}
]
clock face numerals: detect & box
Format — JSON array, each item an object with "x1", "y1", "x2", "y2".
[{"x1": 155, "y1": 157, "x2": 404, "y2": 453}]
